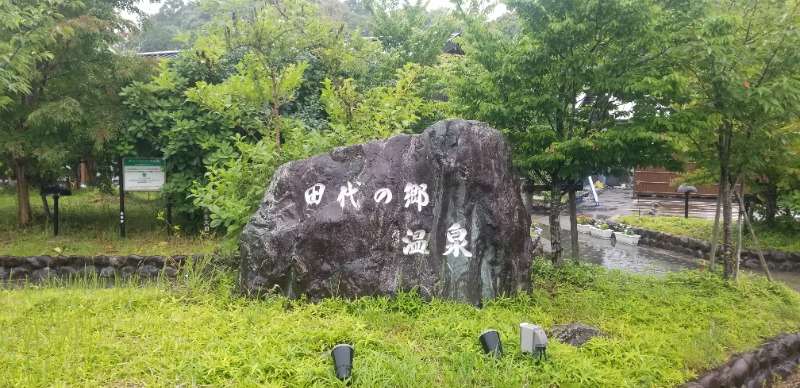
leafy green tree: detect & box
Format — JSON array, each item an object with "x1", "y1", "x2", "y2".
[
  {"x1": 185, "y1": 0, "x2": 369, "y2": 155},
  {"x1": 119, "y1": 52, "x2": 239, "y2": 224},
  {"x1": 668, "y1": 0, "x2": 800, "y2": 278},
  {"x1": 0, "y1": 0, "x2": 147, "y2": 224},
  {"x1": 446, "y1": 0, "x2": 689, "y2": 264},
  {"x1": 365, "y1": 0, "x2": 458, "y2": 82},
  {"x1": 191, "y1": 61, "x2": 437, "y2": 248},
  {"x1": 743, "y1": 122, "x2": 800, "y2": 228},
  {"x1": 0, "y1": 0, "x2": 72, "y2": 108}
]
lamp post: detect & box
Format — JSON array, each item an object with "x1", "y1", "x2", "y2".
[
  {"x1": 41, "y1": 186, "x2": 72, "y2": 236},
  {"x1": 677, "y1": 185, "x2": 698, "y2": 218}
]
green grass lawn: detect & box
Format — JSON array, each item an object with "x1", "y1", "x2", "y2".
[
  {"x1": 1, "y1": 261, "x2": 798, "y2": 387},
  {"x1": 618, "y1": 215, "x2": 800, "y2": 253},
  {"x1": 0, "y1": 187, "x2": 220, "y2": 256}
]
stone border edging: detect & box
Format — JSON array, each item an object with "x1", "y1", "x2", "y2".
[
  {"x1": 681, "y1": 333, "x2": 800, "y2": 388},
  {"x1": 605, "y1": 221, "x2": 800, "y2": 273},
  {"x1": 0, "y1": 254, "x2": 232, "y2": 281}
]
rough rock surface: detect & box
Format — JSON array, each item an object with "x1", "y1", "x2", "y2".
[
  {"x1": 550, "y1": 322, "x2": 611, "y2": 347},
  {"x1": 239, "y1": 119, "x2": 533, "y2": 305}
]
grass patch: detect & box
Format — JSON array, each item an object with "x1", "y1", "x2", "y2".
[
  {"x1": 0, "y1": 187, "x2": 221, "y2": 256},
  {"x1": 618, "y1": 215, "x2": 800, "y2": 253},
  {"x1": 1, "y1": 260, "x2": 798, "y2": 386}
]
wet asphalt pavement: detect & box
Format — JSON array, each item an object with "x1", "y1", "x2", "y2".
[{"x1": 531, "y1": 189, "x2": 800, "y2": 291}]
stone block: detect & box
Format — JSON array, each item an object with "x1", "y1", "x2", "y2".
[
  {"x1": 91, "y1": 255, "x2": 110, "y2": 266},
  {"x1": 169, "y1": 255, "x2": 186, "y2": 266},
  {"x1": 99, "y1": 267, "x2": 115, "y2": 278},
  {"x1": 0, "y1": 255, "x2": 22, "y2": 267},
  {"x1": 771, "y1": 251, "x2": 787, "y2": 262},
  {"x1": 136, "y1": 265, "x2": 159, "y2": 278},
  {"x1": 68, "y1": 255, "x2": 91, "y2": 266},
  {"x1": 26, "y1": 256, "x2": 52, "y2": 269},
  {"x1": 10, "y1": 267, "x2": 30, "y2": 279},
  {"x1": 164, "y1": 266, "x2": 179, "y2": 278},
  {"x1": 52, "y1": 255, "x2": 69, "y2": 266},
  {"x1": 755, "y1": 348, "x2": 771, "y2": 369},
  {"x1": 696, "y1": 372, "x2": 721, "y2": 388},
  {"x1": 108, "y1": 256, "x2": 126, "y2": 267},
  {"x1": 789, "y1": 252, "x2": 800, "y2": 263},
  {"x1": 752, "y1": 371, "x2": 768, "y2": 388},
  {"x1": 126, "y1": 254, "x2": 146, "y2": 266},
  {"x1": 146, "y1": 256, "x2": 166, "y2": 267},
  {"x1": 239, "y1": 119, "x2": 532, "y2": 305},
  {"x1": 32, "y1": 268, "x2": 53, "y2": 281},
  {"x1": 729, "y1": 358, "x2": 750, "y2": 386},
  {"x1": 772, "y1": 362, "x2": 796, "y2": 379},
  {"x1": 57, "y1": 266, "x2": 78, "y2": 276},
  {"x1": 778, "y1": 262, "x2": 793, "y2": 272},
  {"x1": 77, "y1": 265, "x2": 97, "y2": 276},
  {"x1": 743, "y1": 259, "x2": 760, "y2": 269},
  {"x1": 715, "y1": 366, "x2": 733, "y2": 388}
]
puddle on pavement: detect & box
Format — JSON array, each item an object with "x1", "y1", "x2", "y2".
[{"x1": 537, "y1": 224, "x2": 800, "y2": 292}]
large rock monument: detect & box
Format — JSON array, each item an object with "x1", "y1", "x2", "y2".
[{"x1": 239, "y1": 119, "x2": 533, "y2": 305}]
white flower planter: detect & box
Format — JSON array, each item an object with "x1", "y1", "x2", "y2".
[
  {"x1": 577, "y1": 224, "x2": 592, "y2": 234},
  {"x1": 530, "y1": 228, "x2": 543, "y2": 240},
  {"x1": 590, "y1": 227, "x2": 613, "y2": 239},
  {"x1": 614, "y1": 232, "x2": 641, "y2": 246}
]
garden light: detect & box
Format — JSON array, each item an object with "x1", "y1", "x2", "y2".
[
  {"x1": 677, "y1": 185, "x2": 698, "y2": 218},
  {"x1": 478, "y1": 329, "x2": 503, "y2": 359},
  {"x1": 331, "y1": 344, "x2": 354, "y2": 381},
  {"x1": 520, "y1": 323, "x2": 549, "y2": 363}
]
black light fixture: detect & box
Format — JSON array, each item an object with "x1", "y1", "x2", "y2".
[
  {"x1": 677, "y1": 185, "x2": 698, "y2": 218},
  {"x1": 479, "y1": 329, "x2": 503, "y2": 359},
  {"x1": 331, "y1": 344, "x2": 354, "y2": 381},
  {"x1": 41, "y1": 185, "x2": 72, "y2": 236}
]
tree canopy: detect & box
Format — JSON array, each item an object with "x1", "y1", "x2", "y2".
[
  {"x1": 444, "y1": 0, "x2": 693, "y2": 263},
  {"x1": 0, "y1": 0, "x2": 149, "y2": 224}
]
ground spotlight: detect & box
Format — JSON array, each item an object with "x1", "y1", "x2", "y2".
[
  {"x1": 479, "y1": 329, "x2": 503, "y2": 359},
  {"x1": 331, "y1": 343, "x2": 354, "y2": 381}
]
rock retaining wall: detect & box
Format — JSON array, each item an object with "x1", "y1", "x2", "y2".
[
  {"x1": 606, "y1": 221, "x2": 800, "y2": 272},
  {"x1": 681, "y1": 333, "x2": 800, "y2": 388},
  {"x1": 0, "y1": 254, "x2": 216, "y2": 281}
]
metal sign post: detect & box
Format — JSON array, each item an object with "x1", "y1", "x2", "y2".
[{"x1": 119, "y1": 157, "x2": 125, "y2": 238}]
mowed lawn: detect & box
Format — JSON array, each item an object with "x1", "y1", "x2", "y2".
[
  {"x1": 0, "y1": 188, "x2": 220, "y2": 257},
  {"x1": 1, "y1": 262, "x2": 799, "y2": 387}
]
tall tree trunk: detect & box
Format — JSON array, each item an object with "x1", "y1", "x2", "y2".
[
  {"x1": 734, "y1": 187, "x2": 773, "y2": 282},
  {"x1": 13, "y1": 158, "x2": 32, "y2": 224},
  {"x1": 549, "y1": 177, "x2": 564, "y2": 266},
  {"x1": 568, "y1": 188, "x2": 579, "y2": 259},
  {"x1": 709, "y1": 192, "x2": 722, "y2": 269},
  {"x1": 40, "y1": 194, "x2": 50, "y2": 221},
  {"x1": 764, "y1": 179, "x2": 778, "y2": 228},
  {"x1": 720, "y1": 174, "x2": 734, "y2": 279},
  {"x1": 734, "y1": 203, "x2": 743, "y2": 283},
  {"x1": 718, "y1": 128, "x2": 735, "y2": 279}
]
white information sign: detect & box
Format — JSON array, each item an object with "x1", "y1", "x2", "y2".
[{"x1": 123, "y1": 158, "x2": 165, "y2": 191}]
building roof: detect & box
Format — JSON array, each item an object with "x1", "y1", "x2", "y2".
[{"x1": 137, "y1": 50, "x2": 180, "y2": 59}]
